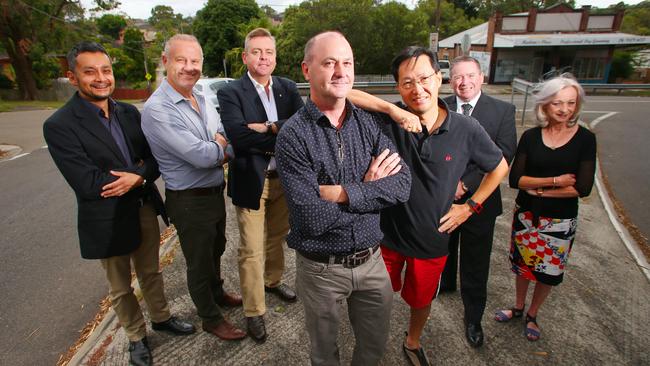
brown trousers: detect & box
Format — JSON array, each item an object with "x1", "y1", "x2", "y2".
[
  {"x1": 100, "y1": 202, "x2": 170, "y2": 341},
  {"x1": 236, "y1": 177, "x2": 289, "y2": 317}
]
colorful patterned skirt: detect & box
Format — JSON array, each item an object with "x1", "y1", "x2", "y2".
[{"x1": 509, "y1": 207, "x2": 577, "y2": 286}]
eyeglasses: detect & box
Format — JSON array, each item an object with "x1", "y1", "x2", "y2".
[
  {"x1": 399, "y1": 74, "x2": 435, "y2": 90},
  {"x1": 451, "y1": 73, "x2": 478, "y2": 82}
]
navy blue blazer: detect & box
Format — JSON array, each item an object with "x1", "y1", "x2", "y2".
[
  {"x1": 217, "y1": 73, "x2": 304, "y2": 209},
  {"x1": 43, "y1": 93, "x2": 166, "y2": 259},
  {"x1": 445, "y1": 93, "x2": 517, "y2": 217}
]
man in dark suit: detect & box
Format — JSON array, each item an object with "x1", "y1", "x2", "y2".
[
  {"x1": 43, "y1": 42, "x2": 194, "y2": 366},
  {"x1": 217, "y1": 28, "x2": 304, "y2": 342},
  {"x1": 441, "y1": 55, "x2": 517, "y2": 348}
]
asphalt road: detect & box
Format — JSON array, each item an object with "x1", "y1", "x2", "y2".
[{"x1": 0, "y1": 148, "x2": 107, "y2": 366}]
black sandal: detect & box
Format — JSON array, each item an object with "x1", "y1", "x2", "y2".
[
  {"x1": 524, "y1": 313, "x2": 541, "y2": 341},
  {"x1": 494, "y1": 307, "x2": 524, "y2": 322}
]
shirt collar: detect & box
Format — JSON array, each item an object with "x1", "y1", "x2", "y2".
[
  {"x1": 305, "y1": 98, "x2": 357, "y2": 128},
  {"x1": 160, "y1": 78, "x2": 204, "y2": 105},
  {"x1": 455, "y1": 90, "x2": 481, "y2": 111},
  {"x1": 248, "y1": 71, "x2": 273, "y2": 90},
  {"x1": 77, "y1": 92, "x2": 116, "y2": 119}
]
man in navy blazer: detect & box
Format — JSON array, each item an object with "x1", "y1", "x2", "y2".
[
  {"x1": 43, "y1": 42, "x2": 194, "y2": 366},
  {"x1": 217, "y1": 28, "x2": 304, "y2": 342},
  {"x1": 441, "y1": 55, "x2": 517, "y2": 348}
]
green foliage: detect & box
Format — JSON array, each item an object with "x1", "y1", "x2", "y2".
[
  {"x1": 149, "y1": 5, "x2": 191, "y2": 42},
  {"x1": 416, "y1": 0, "x2": 483, "y2": 38},
  {"x1": 365, "y1": 2, "x2": 429, "y2": 74},
  {"x1": 0, "y1": 73, "x2": 14, "y2": 89},
  {"x1": 29, "y1": 44, "x2": 61, "y2": 89},
  {"x1": 621, "y1": 1, "x2": 650, "y2": 35},
  {"x1": 122, "y1": 28, "x2": 155, "y2": 83},
  {"x1": 472, "y1": 0, "x2": 575, "y2": 20},
  {"x1": 96, "y1": 14, "x2": 127, "y2": 40},
  {"x1": 608, "y1": 50, "x2": 635, "y2": 82},
  {"x1": 105, "y1": 46, "x2": 135, "y2": 83},
  {"x1": 193, "y1": 0, "x2": 262, "y2": 76}
]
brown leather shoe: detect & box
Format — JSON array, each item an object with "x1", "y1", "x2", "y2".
[
  {"x1": 216, "y1": 291, "x2": 243, "y2": 307},
  {"x1": 202, "y1": 319, "x2": 247, "y2": 340}
]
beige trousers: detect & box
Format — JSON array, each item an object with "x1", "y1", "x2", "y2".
[
  {"x1": 236, "y1": 177, "x2": 289, "y2": 317},
  {"x1": 100, "y1": 202, "x2": 170, "y2": 341}
]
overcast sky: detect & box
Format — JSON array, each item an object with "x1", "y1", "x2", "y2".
[{"x1": 81, "y1": 0, "x2": 644, "y2": 20}]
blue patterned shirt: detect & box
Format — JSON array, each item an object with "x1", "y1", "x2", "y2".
[{"x1": 276, "y1": 99, "x2": 411, "y2": 255}]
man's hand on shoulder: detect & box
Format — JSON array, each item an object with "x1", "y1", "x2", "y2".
[
  {"x1": 364, "y1": 149, "x2": 402, "y2": 182},
  {"x1": 389, "y1": 104, "x2": 421, "y2": 133},
  {"x1": 101, "y1": 171, "x2": 144, "y2": 198}
]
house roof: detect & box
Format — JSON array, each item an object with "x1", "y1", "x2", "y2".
[{"x1": 439, "y1": 21, "x2": 650, "y2": 48}]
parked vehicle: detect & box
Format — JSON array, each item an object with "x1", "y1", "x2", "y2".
[
  {"x1": 439, "y1": 60, "x2": 450, "y2": 82},
  {"x1": 195, "y1": 77, "x2": 234, "y2": 111}
]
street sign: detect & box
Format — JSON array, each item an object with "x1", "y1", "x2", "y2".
[
  {"x1": 429, "y1": 33, "x2": 439, "y2": 52},
  {"x1": 145, "y1": 73, "x2": 152, "y2": 81}
]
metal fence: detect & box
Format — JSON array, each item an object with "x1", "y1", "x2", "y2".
[{"x1": 510, "y1": 77, "x2": 650, "y2": 125}]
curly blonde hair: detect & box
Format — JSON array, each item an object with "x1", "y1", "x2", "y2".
[{"x1": 533, "y1": 73, "x2": 586, "y2": 127}]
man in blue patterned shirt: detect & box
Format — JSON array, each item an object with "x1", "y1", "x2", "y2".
[{"x1": 276, "y1": 31, "x2": 411, "y2": 365}]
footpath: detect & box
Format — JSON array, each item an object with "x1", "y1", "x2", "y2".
[{"x1": 67, "y1": 122, "x2": 650, "y2": 366}]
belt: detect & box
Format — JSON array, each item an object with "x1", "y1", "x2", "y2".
[
  {"x1": 299, "y1": 245, "x2": 379, "y2": 269},
  {"x1": 165, "y1": 185, "x2": 223, "y2": 197},
  {"x1": 265, "y1": 170, "x2": 279, "y2": 179}
]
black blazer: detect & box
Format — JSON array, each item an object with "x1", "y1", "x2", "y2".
[
  {"x1": 445, "y1": 93, "x2": 517, "y2": 217},
  {"x1": 217, "y1": 74, "x2": 304, "y2": 209},
  {"x1": 43, "y1": 93, "x2": 166, "y2": 259}
]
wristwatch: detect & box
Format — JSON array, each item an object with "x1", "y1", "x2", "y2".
[
  {"x1": 265, "y1": 120, "x2": 274, "y2": 134},
  {"x1": 466, "y1": 198, "x2": 483, "y2": 214}
]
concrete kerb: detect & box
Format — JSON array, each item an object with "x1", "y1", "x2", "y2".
[
  {"x1": 0, "y1": 144, "x2": 22, "y2": 161},
  {"x1": 594, "y1": 161, "x2": 650, "y2": 283},
  {"x1": 67, "y1": 231, "x2": 180, "y2": 366}
]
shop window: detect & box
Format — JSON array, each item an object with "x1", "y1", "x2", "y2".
[{"x1": 572, "y1": 57, "x2": 606, "y2": 80}]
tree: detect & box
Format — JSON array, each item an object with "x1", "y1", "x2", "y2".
[
  {"x1": 96, "y1": 14, "x2": 127, "y2": 40},
  {"x1": 193, "y1": 0, "x2": 262, "y2": 76},
  {"x1": 274, "y1": 0, "x2": 376, "y2": 81},
  {"x1": 0, "y1": 0, "x2": 118, "y2": 100},
  {"x1": 608, "y1": 50, "x2": 634, "y2": 82},
  {"x1": 472, "y1": 0, "x2": 576, "y2": 19},
  {"x1": 122, "y1": 28, "x2": 155, "y2": 85},
  {"x1": 620, "y1": 1, "x2": 650, "y2": 35},
  {"x1": 416, "y1": 0, "x2": 483, "y2": 38},
  {"x1": 365, "y1": 2, "x2": 429, "y2": 74}
]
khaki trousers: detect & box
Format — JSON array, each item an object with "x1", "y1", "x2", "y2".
[
  {"x1": 100, "y1": 202, "x2": 170, "y2": 341},
  {"x1": 237, "y1": 177, "x2": 289, "y2": 317}
]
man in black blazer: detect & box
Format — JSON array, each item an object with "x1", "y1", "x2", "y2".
[
  {"x1": 43, "y1": 42, "x2": 194, "y2": 366},
  {"x1": 217, "y1": 28, "x2": 304, "y2": 342},
  {"x1": 441, "y1": 56, "x2": 517, "y2": 348}
]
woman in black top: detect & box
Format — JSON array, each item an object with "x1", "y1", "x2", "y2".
[{"x1": 494, "y1": 74, "x2": 596, "y2": 341}]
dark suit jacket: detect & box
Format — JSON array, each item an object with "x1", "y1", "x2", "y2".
[
  {"x1": 445, "y1": 92, "x2": 517, "y2": 217},
  {"x1": 43, "y1": 93, "x2": 166, "y2": 259},
  {"x1": 217, "y1": 73, "x2": 304, "y2": 209}
]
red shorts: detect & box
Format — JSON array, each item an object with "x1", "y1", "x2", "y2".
[{"x1": 381, "y1": 245, "x2": 448, "y2": 309}]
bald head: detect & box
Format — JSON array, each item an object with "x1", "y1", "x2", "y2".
[{"x1": 303, "y1": 31, "x2": 348, "y2": 64}]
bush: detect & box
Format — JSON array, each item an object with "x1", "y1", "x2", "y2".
[
  {"x1": 0, "y1": 73, "x2": 14, "y2": 89},
  {"x1": 608, "y1": 51, "x2": 635, "y2": 83}
]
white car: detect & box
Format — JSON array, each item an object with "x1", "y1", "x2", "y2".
[
  {"x1": 438, "y1": 60, "x2": 450, "y2": 83},
  {"x1": 195, "y1": 77, "x2": 234, "y2": 111}
]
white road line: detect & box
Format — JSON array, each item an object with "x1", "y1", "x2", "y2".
[
  {"x1": 589, "y1": 111, "x2": 618, "y2": 129},
  {"x1": 584, "y1": 115, "x2": 650, "y2": 283},
  {"x1": 7, "y1": 153, "x2": 29, "y2": 161}
]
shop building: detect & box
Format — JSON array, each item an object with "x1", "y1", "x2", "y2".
[{"x1": 438, "y1": 3, "x2": 650, "y2": 83}]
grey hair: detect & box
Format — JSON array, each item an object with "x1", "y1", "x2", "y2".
[
  {"x1": 244, "y1": 28, "x2": 276, "y2": 51},
  {"x1": 163, "y1": 34, "x2": 203, "y2": 58},
  {"x1": 533, "y1": 73, "x2": 585, "y2": 127}
]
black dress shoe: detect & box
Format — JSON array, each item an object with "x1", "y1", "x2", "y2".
[
  {"x1": 152, "y1": 316, "x2": 196, "y2": 335},
  {"x1": 465, "y1": 322, "x2": 484, "y2": 348},
  {"x1": 246, "y1": 315, "x2": 267, "y2": 343},
  {"x1": 264, "y1": 283, "x2": 297, "y2": 302},
  {"x1": 128, "y1": 337, "x2": 152, "y2": 366}
]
